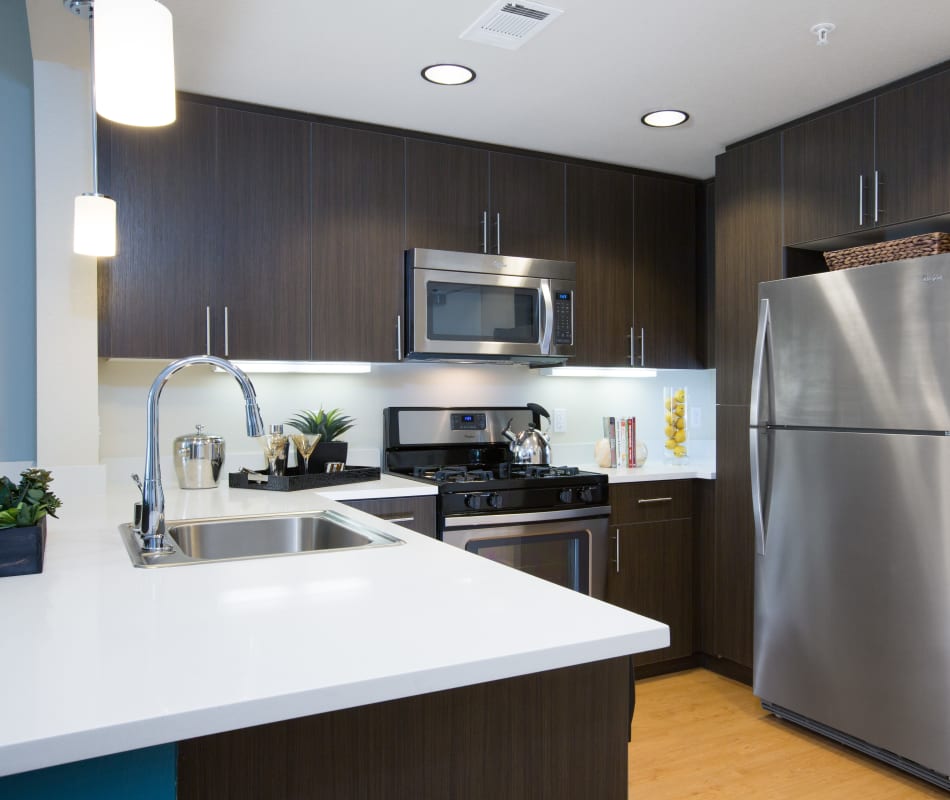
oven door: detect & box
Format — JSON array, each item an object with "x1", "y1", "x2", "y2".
[
  {"x1": 409, "y1": 267, "x2": 570, "y2": 359},
  {"x1": 442, "y1": 507, "x2": 609, "y2": 599}
]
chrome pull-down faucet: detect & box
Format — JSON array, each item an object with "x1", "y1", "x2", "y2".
[{"x1": 134, "y1": 355, "x2": 265, "y2": 551}]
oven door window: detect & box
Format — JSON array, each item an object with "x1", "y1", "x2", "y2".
[
  {"x1": 465, "y1": 531, "x2": 590, "y2": 594},
  {"x1": 426, "y1": 281, "x2": 539, "y2": 344}
]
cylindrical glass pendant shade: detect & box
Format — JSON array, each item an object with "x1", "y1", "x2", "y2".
[
  {"x1": 94, "y1": 0, "x2": 176, "y2": 126},
  {"x1": 74, "y1": 193, "x2": 117, "y2": 257}
]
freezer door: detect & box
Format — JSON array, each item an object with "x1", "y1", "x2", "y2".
[
  {"x1": 758, "y1": 254, "x2": 950, "y2": 430},
  {"x1": 753, "y1": 428, "x2": 950, "y2": 778}
]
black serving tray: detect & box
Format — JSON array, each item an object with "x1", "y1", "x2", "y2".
[{"x1": 228, "y1": 465, "x2": 381, "y2": 492}]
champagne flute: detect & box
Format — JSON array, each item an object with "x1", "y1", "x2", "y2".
[{"x1": 292, "y1": 433, "x2": 321, "y2": 474}]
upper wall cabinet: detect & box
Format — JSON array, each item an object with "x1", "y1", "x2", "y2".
[
  {"x1": 566, "y1": 164, "x2": 633, "y2": 366},
  {"x1": 99, "y1": 101, "x2": 311, "y2": 360},
  {"x1": 783, "y1": 100, "x2": 875, "y2": 246},
  {"x1": 632, "y1": 175, "x2": 699, "y2": 369},
  {"x1": 312, "y1": 124, "x2": 406, "y2": 362},
  {"x1": 405, "y1": 139, "x2": 566, "y2": 259},
  {"x1": 784, "y1": 68, "x2": 950, "y2": 246},
  {"x1": 98, "y1": 100, "x2": 217, "y2": 359}
]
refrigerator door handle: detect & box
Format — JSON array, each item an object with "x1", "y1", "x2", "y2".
[
  {"x1": 750, "y1": 298, "x2": 772, "y2": 427},
  {"x1": 750, "y1": 428, "x2": 767, "y2": 555}
]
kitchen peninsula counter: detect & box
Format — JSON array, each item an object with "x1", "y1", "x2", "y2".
[{"x1": 0, "y1": 473, "x2": 668, "y2": 779}]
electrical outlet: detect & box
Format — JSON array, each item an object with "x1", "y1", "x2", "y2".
[
  {"x1": 690, "y1": 406, "x2": 702, "y2": 429},
  {"x1": 553, "y1": 408, "x2": 568, "y2": 433}
]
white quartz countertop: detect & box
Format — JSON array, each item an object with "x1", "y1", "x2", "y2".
[
  {"x1": 0, "y1": 473, "x2": 668, "y2": 777},
  {"x1": 585, "y1": 458, "x2": 716, "y2": 482}
]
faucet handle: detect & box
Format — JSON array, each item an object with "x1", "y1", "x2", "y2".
[{"x1": 131, "y1": 473, "x2": 143, "y2": 492}]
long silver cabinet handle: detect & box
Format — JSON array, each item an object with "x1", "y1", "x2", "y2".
[
  {"x1": 750, "y1": 428, "x2": 767, "y2": 555},
  {"x1": 637, "y1": 497, "x2": 673, "y2": 505},
  {"x1": 629, "y1": 326, "x2": 635, "y2": 366},
  {"x1": 750, "y1": 298, "x2": 771, "y2": 427},
  {"x1": 858, "y1": 174, "x2": 864, "y2": 226},
  {"x1": 481, "y1": 211, "x2": 488, "y2": 253},
  {"x1": 495, "y1": 212, "x2": 501, "y2": 255},
  {"x1": 873, "y1": 169, "x2": 880, "y2": 224},
  {"x1": 640, "y1": 326, "x2": 645, "y2": 366},
  {"x1": 205, "y1": 306, "x2": 211, "y2": 355},
  {"x1": 396, "y1": 315, "x2": 403, "y2": 361},
  {"x1": 614, "y1": 528, "x2": 620, "y2": 574},
  {"x1": 379, "y1": 513, "x2": 414, "y2": 524},
  {"x1": 223, "y1": 306, "x2": 230, "y2": 357}
]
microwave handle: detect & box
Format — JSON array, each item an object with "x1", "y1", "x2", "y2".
[{"x1": 539, "y1": 281, "x2": 554, "y2": 355}]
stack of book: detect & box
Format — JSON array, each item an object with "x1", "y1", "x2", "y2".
[{"x1": 601, "y1": 416, "x2": 638, "y2": 468}]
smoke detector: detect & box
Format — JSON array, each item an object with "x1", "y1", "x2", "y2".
[
  {"x1": 460, "y1": 1, "x2": 564, "y2": 50},
  {"x1": 811, "y1": 23, "x2": 835, "y2": 46}
]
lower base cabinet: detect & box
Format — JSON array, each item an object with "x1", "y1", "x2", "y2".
[
  {"x1": 339, "y1": 496, "x2": 436, "y2": 538},
  {"x1": 605, "y1": 481, "x2": 696, "y2": 672}
]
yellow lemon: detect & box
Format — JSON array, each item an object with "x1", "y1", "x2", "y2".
[
  {"x1": 674, "y1": 389, "x2": 685, "y2": 403},
  {"x1": 674, "y1": 403, "x2": 686, "y2": 416},
  {"x1": 676, "y1": 417, "x2": 686, "y2": 430},
  {"x1": 665, "y1": 438, "x2": 676, "y2": 450},
  {"x1": 665, "y1": 425, "x2": 675, "y2": 438},
  {"x1": 665, "y1": 412, "x2": 674, "y2": 424},
  {"x1": 674, "y1": 429, "x2": 687, "y2": 443},
  {"x1": 664, "y1": 398, "x2": 673, "y2": 410},
  {"x1": 673, "y1": 445, "x2": 687, "y2": 458}
]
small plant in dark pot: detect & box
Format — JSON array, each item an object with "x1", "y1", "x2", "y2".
[
  {"x1": 285, "y1": 408, "x2": 355, "y2": 473},
  {"x1": 0, "y1": 468, "x2": 62, "y2": 577}
]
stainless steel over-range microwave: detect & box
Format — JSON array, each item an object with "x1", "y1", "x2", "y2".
[{"x1": 403, "y1": 248, "x2": 576, "y2": 365}]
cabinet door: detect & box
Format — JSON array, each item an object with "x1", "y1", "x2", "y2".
[
  {"x1": 406, "y1": 139, "x2": 489, "y2": 253},
  {"x1": 98, "y1": 100, "x2": 216, "y2": 358},
  {"x1": 339, "y1": 496, "x2": 437, "y2": 538},
  {"x1": 312, "y1": 124, "x2": 405, "y2": 362},
  {"x1": 876, "y1": 69, "x2": 950, "y2": 225},
  {"x1": 633, "y1": 175, "x2": 698, "y2": 368},
  {"x1": 215, "y1": 108, "x2": 311, "y2": 360},
  {"x1": 714, "y1": 135, "x2": 783, "y2": 405},
  {"x1": 489, "y1": 152, "x2": 565, "y2": 259},
  {"x1": 712, "y1": 404, "x2": 755, "y2": 669},
  {"x1": 566, "y1": 165, "x2": 633, "y2": 366},
  {"x1": 783, "y1": 100, "x2": 874, "y2": 245},
  {"x1": 607, "y1": 518, "x2": 694, "y2": 667}
]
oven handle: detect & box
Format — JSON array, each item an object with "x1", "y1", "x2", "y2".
[{"x1": 443, "y1": 505, "x2": 611, "y2": 528}]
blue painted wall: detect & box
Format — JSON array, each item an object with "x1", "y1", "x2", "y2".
[
  {"x1": 0, "y1": 0, "x2": 37, "y2": 463},
  {"x1": 0, "y1": 744, "x2": 176, "y2": 799}
]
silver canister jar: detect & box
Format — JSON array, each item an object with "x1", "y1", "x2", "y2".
[{"x1": 173, "y1": 424, "x2": 225, "y2": 489}]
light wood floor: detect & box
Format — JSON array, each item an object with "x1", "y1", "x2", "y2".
[{"x1": 629, "y1": 669, "x2": 947, "y2": 799}]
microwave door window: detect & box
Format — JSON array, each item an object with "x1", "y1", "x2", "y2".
[{"x1": 427, "y1": 282, "x2": 539, "y2": 343}]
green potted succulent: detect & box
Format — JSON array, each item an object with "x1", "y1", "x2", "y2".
[
  {"x1": 0, "y1": 468, "x2": 62, "y2": 577},
  {"x1": 285, "y1": 407, "x2": 355, "y2": 473}
]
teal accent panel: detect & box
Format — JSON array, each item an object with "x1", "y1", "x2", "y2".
[
  {"x1": 0, "y1": 0, "x2": 37, "y2": 462},
  {"x1": 0, "y1": 744, "x2": 177, "y2": 799}
]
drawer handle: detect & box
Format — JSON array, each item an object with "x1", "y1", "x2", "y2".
[
  {"x1": 637, "y1": 497, "x2": 673, "y2": 505},
  {"x1": 379, "y1": 513, "x2": 415, "y2": 524}
]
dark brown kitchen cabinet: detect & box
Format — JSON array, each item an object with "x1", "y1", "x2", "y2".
[
  {"x1": 98, "y1": 99, "x2": 217, "y2": 358},
  {"x1": 875, "y1": 69, "x2": 950, "y2": 226},
  {"x1": 339, "y1": 496, "x2": 436, "y2": 538},
  {"x1": 783, "y1": 100, "x2": 875, "y2": 246},
  {"x1": 606, "y1": 481, "x2": 694, "y2": 671},
  {"x1": 714, "y1": 134, "x2": 783, "y2": 405},
  {"x1": 405, "y1": 138, "x2": 565, "y2": 259},
  {"x1": 312, "y1": 124, "x2": 406, "y2": 362},
  {"x1": 566, "y1": 164, "x2": 633, "y2": 366},
  {"x1": 632, "y1": 175, "x2": 699, "y2": 368},
  {"x1": 214, "y1": 108, "x2": 311, "y2": 360},
  {"x1": 98, "y1": 101, "x2": 311, "y2": 360},
  {"x1": 710, "y1": 404, "x2": 755, "y2": 672}
]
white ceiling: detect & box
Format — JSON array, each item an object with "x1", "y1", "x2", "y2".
[{"x1": 27, "y1": 0, "x2": 950, "y2": 179}]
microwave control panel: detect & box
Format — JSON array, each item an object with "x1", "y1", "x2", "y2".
[{"x1": 553, "y1": 291, "x2": 574, "y2": 345}]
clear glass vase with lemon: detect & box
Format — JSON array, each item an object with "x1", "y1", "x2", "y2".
[{"x1": 663, "y1": 387, "x2": 688, "y2": 464}]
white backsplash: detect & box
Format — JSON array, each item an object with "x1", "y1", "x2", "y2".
[{"x1": 98, "y1": 359, "x2": 716, "y2": 469}]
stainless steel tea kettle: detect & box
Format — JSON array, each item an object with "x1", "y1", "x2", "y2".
[{"x1": 502, "y1": 403, "x2": 552, "y2": 465}]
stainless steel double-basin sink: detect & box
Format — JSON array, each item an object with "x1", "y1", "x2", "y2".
[{"x1": 120, "y1": 509, "x2": 404, "y2": 568}]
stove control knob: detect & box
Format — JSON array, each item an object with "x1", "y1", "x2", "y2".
[
  {"x1": 558, "y1": 488, "x2": 573, "y2": 504},
  {"x1": 487, "y1": 493, "x2": 503, "y2": 510},
  {"x1": 465, "y1": 494, "x2": 482, "y2": 511},
  {"x1": 578, "y1": 486, "x2": 595, "y2": 504}
]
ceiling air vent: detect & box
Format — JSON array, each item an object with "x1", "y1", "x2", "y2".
[{"x1": 460, "y1": 2, "x2": 564, "y2": 50}]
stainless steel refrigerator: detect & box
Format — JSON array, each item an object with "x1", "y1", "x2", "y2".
[{"x1": 751, "y1": 254, "x2": 950, "y2": 790}]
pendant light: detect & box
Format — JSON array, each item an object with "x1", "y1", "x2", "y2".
[{"x1": 65, "y1": 0, "x2": 176, "y2": 258}]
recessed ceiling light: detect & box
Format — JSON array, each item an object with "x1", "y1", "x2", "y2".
[
  {"x1": 641, "y1": 109, "x2": 689, "y2": 128},
  {"x1": 421, "y1": 64, "x2": 476, "y2": 86}
]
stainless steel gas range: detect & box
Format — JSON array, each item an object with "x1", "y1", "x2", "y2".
[{"x1": 384, "y1": 406, "x2": 610, "y2": 599}]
